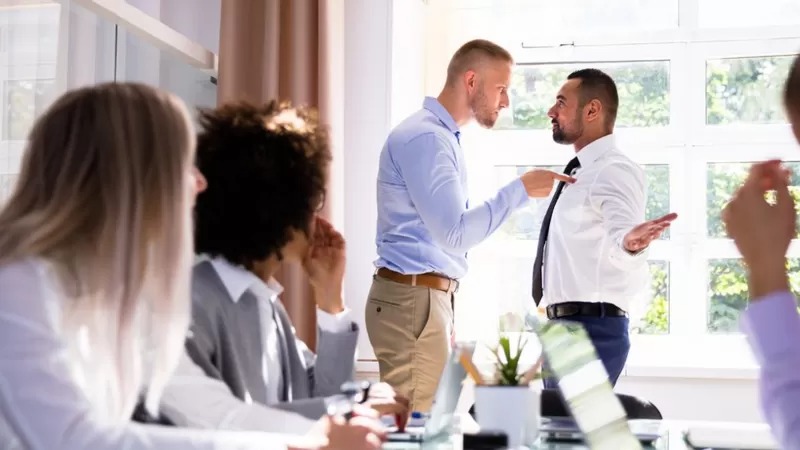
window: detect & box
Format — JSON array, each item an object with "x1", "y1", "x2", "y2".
[
  {"x1": 499, "y1": 61, "x2": 670, "y2": 130},
  {"x1": 698, "y1": 0, "x2": 800, "y2": 29},
  {"x1": 706, "y1": 56, "x2": 794, "y2": 125},
  {"x1": 4, "y1": 79, "x2": 55, "y2": 140},
  {"x1": 436, "y1": 0, "x2": 800, "y2": 370},
  {"x1": 0, "y1": 0, "x2": 218, "y2": 206},
  {"x1": 0, "y1": 1, "x2": 61, "y2": 206}
]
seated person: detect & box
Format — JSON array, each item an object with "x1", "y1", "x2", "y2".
[
  {"x1": 723, "y1": 53, "x2": 800, "y2": 449},
  {"x1": 160, "y1": 101, "x2": 408, "y2": 433},
  {"x1": 0, "y1": 82, "x2": 385, "y2": 449}
]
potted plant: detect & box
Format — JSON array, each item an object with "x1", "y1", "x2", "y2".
[{"x1": 473, "y1": 331, "x2": 543, "y2": 447}]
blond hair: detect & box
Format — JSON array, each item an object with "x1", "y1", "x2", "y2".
[
  {"x1": 0, "y1": 82, "x2": 195, "y2": 420},
  {"x1": 446, "y1": 39, "x2": 514, "y2": 86}
]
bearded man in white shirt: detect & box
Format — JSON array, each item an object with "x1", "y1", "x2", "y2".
[{"x1": 532, "y1": 68, "x2": 678, "y2": 387}]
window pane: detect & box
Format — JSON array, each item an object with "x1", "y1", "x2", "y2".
[
  {"x1": 706, "y1": 56, "x2": 794, "y2": 125},
  {"x1": 496, "y1": 165, "x2": 561, "y2": 241},
  {"x1": 467, "y1": 0, "x2": 677, "y2": 37},
  {"x1": 4, "y1": 79, "x2": 55, "y2": 141},
  {"x1": 0, "y1": 1, "x2": 62, "y2": 207},
  {"x1": 644, "y1": 164, "x2": 670, "y2": 240},
  {"x1": 0, "y1": 174, "x2": 16, "y2": 204},
  {"x1": 119, "y1": 27, "x2": 217, "y2": 123},
  {"x1": 498, "y1": 61, "x2": 670, "y2": 130},
  {"x1": 708, "y1": 258, "x2": 800, "y2": 333},
  {"x1": 699, "y1": 0, "x2": 800, "y2": 28},
  {"x1": 706, "y1": 162, "x2": 800, "y2": 238},
  {"x1": 497, "y1": 164, "x2": 670, "y2": 240},
  {"x1": 631, "y1": 260, "x2": 669, "y2": 335}
]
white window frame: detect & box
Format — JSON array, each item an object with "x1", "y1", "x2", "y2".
[{"x1": 447, "y1": 0, "x2": 800, "y2": 377}]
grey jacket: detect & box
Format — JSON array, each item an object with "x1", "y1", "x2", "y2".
[{"x1": 178, "y1": 261, "x2": 358, "y2": 422}]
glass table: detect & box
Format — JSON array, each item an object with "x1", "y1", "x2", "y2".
[{"x1": 382, "y1": 415, "x2": 698, "y2": 450}]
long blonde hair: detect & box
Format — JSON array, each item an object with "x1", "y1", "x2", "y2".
[{"x1": 0, "y1": 82, "x2": 195, "y2": 420}]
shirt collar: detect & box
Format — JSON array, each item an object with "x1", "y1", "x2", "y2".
[
  {"x1": 208, "y1": 257, "x2": 284, "y2": 304},
  {"x1": 423, "y1": 96, "x2": 460, "y2": 136},
  {"x1": 576, "y1": 134, "x2": 616, "y2": 169}
]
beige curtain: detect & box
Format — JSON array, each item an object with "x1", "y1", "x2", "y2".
[{"x1": 217, "y1": 0, "x2": 344, "y2": 349}]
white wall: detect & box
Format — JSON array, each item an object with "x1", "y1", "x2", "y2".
[
  {"x1": 344, "y1": 0, "x2": 432, "y2": 360},
  {"x1": 343, "y1": 0, "x2": 393, "y2": 361},
  {"x1": 389, "y1": 0, "x2": 427, "y2": 127}
]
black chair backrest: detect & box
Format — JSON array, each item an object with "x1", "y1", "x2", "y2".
[
  {"x1": 540, "y1": 388, "x2": 663, "y2": 420},
  {"x1": 131, "y1": 400, "x2": 175, "y2": 426},
  {"x1": 468, "y1": 388, "x2": 663, "y2": 421}
]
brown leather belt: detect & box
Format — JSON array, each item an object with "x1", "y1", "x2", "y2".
[{"x1": 376, "y1": 267, "x2": 459, "y2": 294}]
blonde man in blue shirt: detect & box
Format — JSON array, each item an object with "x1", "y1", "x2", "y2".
[{"x1": 365, "y1": 39, "x2": 573, "y2": 412}]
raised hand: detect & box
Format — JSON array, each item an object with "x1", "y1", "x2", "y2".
[
  {"x1": 722, "y1": 161, "x2": 796, "y2": 298},
  {"x1": 303, "y1": 216, "x2": 346, "y2": 313},
  {"x1": 623, "y1": 213, "x2": 678, "y2": 253},
  {"x1": 519, "y1": 169, "x2": 576, "y2": 198}
]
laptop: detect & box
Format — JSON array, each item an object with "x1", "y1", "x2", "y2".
[
  {"x1": 384, "y1": 343, "x2": 473, "y2": 445},
  {"x1": 527, "y1": 315, "x2": 665, "y2": 449}
]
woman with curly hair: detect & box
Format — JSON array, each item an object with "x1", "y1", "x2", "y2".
[{"x1": 158, "y1": 101, "x2": 408, "y2": 435}]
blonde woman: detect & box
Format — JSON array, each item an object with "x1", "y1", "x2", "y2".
[{"x1": 0, "y1": 82, "x2": 385, "y2": 450}]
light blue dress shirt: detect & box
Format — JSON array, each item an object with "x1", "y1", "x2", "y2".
[{"x1": 374, "y1": 97, "x2": 529, "y2": 280}]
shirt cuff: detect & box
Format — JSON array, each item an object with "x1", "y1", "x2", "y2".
[
  {"x1": 608, "y1": 233, "x2": 648, "y2": 268},
  {"x1": 317, "y1": 307, "x2": 353, "y2": 333},
  {"x1": 741, "y1": 291, "x2": 800, "y2": 365},
  {"x1": 503, "y1": 177, "x2": 530, "y2": 209}
]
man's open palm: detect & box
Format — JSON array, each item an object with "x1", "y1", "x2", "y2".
[{"x1": 623, "y1": 213, "x2": 678, "y2": 253}]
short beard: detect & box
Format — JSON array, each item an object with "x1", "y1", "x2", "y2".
[
  {"x1": 470, "y1": 85, "x2": 496, "y2": 128},
  {"x1": 551, "y1": 118, "x2": 584, "y2": 145}
]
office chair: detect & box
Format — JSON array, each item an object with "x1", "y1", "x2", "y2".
[
  {"x1": 539, "y1": 388, "x2": 663, "y2": 419},
  {"x1": 468, "y1": 388, "x2": 663, "y2": 420},
  {"x1": 131, "y1": 399, "x2": 175, "y2": 426}
]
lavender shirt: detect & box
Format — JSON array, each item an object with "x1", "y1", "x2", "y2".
[{"x1": 741, "y1": 291, "x2": 800, "y2": 449}]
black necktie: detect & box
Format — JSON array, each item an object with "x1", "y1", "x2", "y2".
[{"x1": 532, "y1": 157, "x2": 581, "y2": 305}]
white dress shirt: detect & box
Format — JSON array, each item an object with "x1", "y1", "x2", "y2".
[
  {"x1": 208, "y1": 258, "x2": 352, "y2": 405},
  {"x1": 539, "y1": 134, "x2": 649, "y2": 312},
  {"x1": 0, "y1": 258, "x2": 304, "y2": 450}
]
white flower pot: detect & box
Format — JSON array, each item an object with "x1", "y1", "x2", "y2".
[{"x1": 474, "y1": 384, "x2": 541, "y2": 448}]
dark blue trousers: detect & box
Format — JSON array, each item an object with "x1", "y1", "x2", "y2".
[{"x1": 542, "y1": 315, "x2": 630, "y2": 389}]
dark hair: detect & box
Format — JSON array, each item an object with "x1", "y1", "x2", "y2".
[
  {"x1": 785, "y1": 54, "x2": 800, "y2": 119},
  {"x1": 194, "y1": 101, "x2": 330, "y2": 268},
  {"x1": 446, "y1": 39, "x2": 514, "y2": 85},
  {"x1": 567, "y1": 68, "x2": 619, "y2": 129}
]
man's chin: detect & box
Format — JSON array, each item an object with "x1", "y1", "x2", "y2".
[
  {"x1": 477, "y1": 118, "x2": 497, "y2": 129},
  {"x1": 552, "y1": 132, "x2": 571, "y2": 145}
]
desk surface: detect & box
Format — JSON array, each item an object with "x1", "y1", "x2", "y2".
[{"x1": 382, "y1": 416, "x2": 773, "y2": 449}]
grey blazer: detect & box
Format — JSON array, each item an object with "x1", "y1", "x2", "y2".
[{"x1": 184, "y1": 261, "x2": 359, "y2": 420}]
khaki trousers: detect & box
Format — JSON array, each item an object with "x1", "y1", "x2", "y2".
[{"x1": 364, "y1": 274, "x2": 454, "y2": 413}]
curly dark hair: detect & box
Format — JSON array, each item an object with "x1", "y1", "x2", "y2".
[{"x1": 194, "y1": 100, "x2": 330, "y2": 268}]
